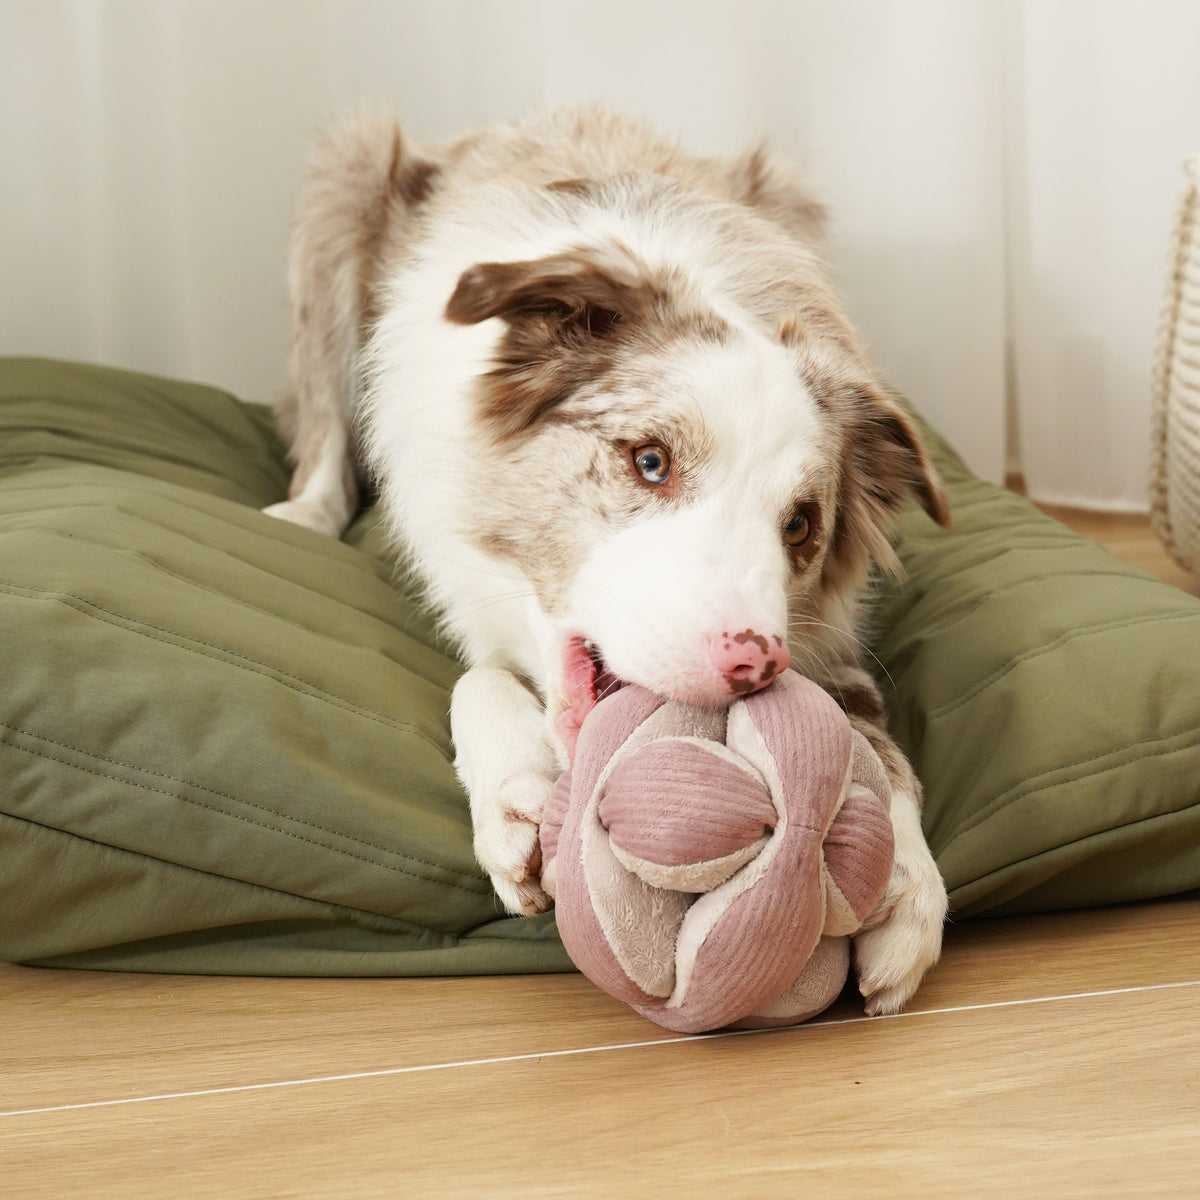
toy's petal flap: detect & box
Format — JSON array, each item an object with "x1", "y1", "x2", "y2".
[
  {"x1": 600, "y1": 739, "x2": 775, "y2": 869},
  {"x1": 732, "y1": 936, "x2": 851, "y2": 1028},
  {"x1": 824, "y1": 784, "x2": 894, "y2": 930}
]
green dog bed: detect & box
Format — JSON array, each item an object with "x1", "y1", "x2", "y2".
[{"x1": 2, "y1": 358, "x2": 1198, "y2": 975}]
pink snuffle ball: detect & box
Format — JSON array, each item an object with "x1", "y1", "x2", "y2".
[{"x1": 540, "y1": 671, "x2": 895, "y2": 1034}]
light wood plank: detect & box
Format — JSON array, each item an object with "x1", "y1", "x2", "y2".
[
  {"x1": 3, "y1": 896, "x2": 1197, "y2": 1114},
  {"x1": 3, "y1": 983, "x2": 1196, "y2": 1199},
  {"x1": 0, "y1": 968, "x2": 677, "y2": 1114}
]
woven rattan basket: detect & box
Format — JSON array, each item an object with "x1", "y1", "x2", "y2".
[{"x1": 1151, "y1": 152, "x2": 1200, "y2": 575}]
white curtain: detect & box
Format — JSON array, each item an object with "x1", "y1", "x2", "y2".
[
  {"x1": 1006, "y1": 1, "x2": 1200, "y2": 508},
  {"x1": 3, "y1": 1, "x2": 1199, "y2": 509}
]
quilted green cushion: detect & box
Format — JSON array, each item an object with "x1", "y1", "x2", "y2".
[
  {"x1": 0, "y1": 359, "x2": 566, "y2": 973},
  {"x1": 1, "y1": 358, "x2": 1198, "y2": 974},
  {"x1": 879, "y1": 427, "x2": 1200, "y2": 917}
]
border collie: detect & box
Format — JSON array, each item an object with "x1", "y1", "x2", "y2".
[{"x1": 266, "y1": 106, "x2": 951, "y2": 1014}]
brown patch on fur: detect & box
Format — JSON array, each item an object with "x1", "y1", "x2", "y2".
[
  {"x1": 445, "y1": 254, "x2": 659, "y2": 328},
  {"x1": 780, "y1": 323, "x2": 949, "y2": 598},
  {"x1": 828, "y1": 673, "x2": 888, "y2": 727},
  {"x1": 848, "y1": 712, "x2": 922, "y2": 810},
  {"x1": 446, "y1": 251, "x2": 727, "y2": 444},
  {"x1": 776, "y1": 314, "x2": 867, "y2": 387},
  {"x1": 738, "y1": 147, "x2": 769, "y2": 206},
  {"x1": 546, "y1": 177, "x2": 596, "y2": 197},
  {"x1": 779, "y1": 317, "x2": 948, "y2": 537},
  {"x1": 445, "y1": 260, "x2": 633, "y2": 441},
  {"x1": 457, "y1": 313, "x2": 732, "y2": 612},
  {"x1": 854, "y1": 395, "x2": 951, "y2": 529},
  {"x1": 725, "y1": 145, "x2": 828, "y2": 246},
  {"x1": 393, "y1": 152, "x2": 440, "y2": 207},
  {"x1": 784, "y1": 500, "x2": 824, "y2": 572}
]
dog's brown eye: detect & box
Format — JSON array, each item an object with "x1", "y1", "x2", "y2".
[
  {"x1": 633, "y1": 443, "x2": 671, "y2": 485},
  {"x1": 784, "y1": 506, "x2": 814, "y2": 547}
]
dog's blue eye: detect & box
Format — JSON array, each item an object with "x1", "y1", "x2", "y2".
[{"x1": 633, "y1": 444, "x2": 671, "y2": 485}]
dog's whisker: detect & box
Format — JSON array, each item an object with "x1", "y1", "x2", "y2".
[
  {"x1": 787, "y1": 616, "x2": 897, "y2": 693},
  {"x1": 594, "y1": 675, "x2": 624, "y2": 702},
  {"x1": 442, "y1": 590, "x2": 538, "y2": 619}
]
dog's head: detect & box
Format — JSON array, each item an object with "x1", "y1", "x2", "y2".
[{"x1": 445, "y1": 242, "x2": 948, "y2": 748}]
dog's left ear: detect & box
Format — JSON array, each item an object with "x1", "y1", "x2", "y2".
[
  {"x1": 847, "y1": 383, "x2": 951, "y2": 530},
  {"x1": 827, "y1": 381, "x2": 950, "y2": 582},
  {"x1": 830, "y1": 379, "x2": 950, "y2": 580},
  {"x1": 445, "y1": 254, "x2": 648, "y2": 336}
]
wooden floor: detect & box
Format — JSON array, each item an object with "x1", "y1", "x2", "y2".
[{"x1": 3, "y1": 507, "x2": 1198, "y2": 1198}]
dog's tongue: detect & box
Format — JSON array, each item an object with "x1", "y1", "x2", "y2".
[{"x1": 558, "y1": 638, "x2": 623, "y2": 764}]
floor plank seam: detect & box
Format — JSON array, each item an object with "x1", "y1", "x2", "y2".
[{"x1": 4, "y1": 977, "x2": 1197, "y2": 1120}]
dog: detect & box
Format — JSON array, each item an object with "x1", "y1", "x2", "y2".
[{"x1": 265, "y1": 105, "x2": 952, "y2": 1015}]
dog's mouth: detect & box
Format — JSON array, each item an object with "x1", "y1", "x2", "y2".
[{"x1": 558, "y1": 635, "x2": 625, "y2": 761}]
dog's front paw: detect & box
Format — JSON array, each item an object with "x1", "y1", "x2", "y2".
[
  {"x1": 853, "y1": 849, "x2": 948, "y2": 1016},
  {"x1": 472, "y1": 769, "x2": 554, "y2": 916}
]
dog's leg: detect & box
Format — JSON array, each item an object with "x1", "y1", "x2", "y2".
[
  {"x1": 824, "y1": 665, "x2": 948, "y2": 1015},
  {"x1": 264, "y1": 386, "x2": 358, "y2": 538},
  {"x1": 852, "y1": 761, "x2": 948, "y2": 1016},
  {"x1": 451, "y1": 667, "x2": 557, "y2": 916},
  {"x1": 265, "y1": 107, "x2": 439, "y2": 539}
]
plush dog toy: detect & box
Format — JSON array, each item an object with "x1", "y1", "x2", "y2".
[{"x1": 540, "y1": 671, "x2": 895, "y2": 1034}]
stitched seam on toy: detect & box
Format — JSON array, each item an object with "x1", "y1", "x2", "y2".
[
  {"x1": 0, "y1": 579, "x2": 451, "y2": 754},
  {"x1": 927, "y1": 609, "x2": 1200, "y2": 720},
  {"x1": 0, "y1": 729, "x2": 490, "y2": 895},
  {"x1": 940, "y1": 728, "x2": 1200, "y2": 853},
  {"x1": 0, "y1": 809, "x2": 455, "y2": 936}
]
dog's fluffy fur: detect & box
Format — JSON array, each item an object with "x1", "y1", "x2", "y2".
[{"x1": 267, "y1": 105, "x2": 952, "y2": 1015}]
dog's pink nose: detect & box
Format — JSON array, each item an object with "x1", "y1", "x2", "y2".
[{"x1": 709, "y1": 629, "x2": 790, "y2": 695}]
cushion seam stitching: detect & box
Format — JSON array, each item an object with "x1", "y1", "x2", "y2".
[
  {"x1": 882, "y1": 567, "x2": 1163, "y2": 644},
  {"x1": 939, "y1": 731, "x2": 1200, "y2": 853},
  {"x1": 0, "y1": 808, "x2": 461, "y2": 937},
  {"x1": 133, "y1": 551, "x2": 453, "y2": 693},
  {"x1": 0, "y1": 578, "x2": 451, "y2": 753},
  {"x1": 947, "y1": 800, "x2": 1200, "y2": 907},
  {"x1": 0, "y1": 731, "x2": 490, "y2": 895},
  {"x1": 0, "y1": 474, "x2": 396, "y2": 587},
  {"x1": 926, "y1": 609, "x2": 1200, "y2": 720}
]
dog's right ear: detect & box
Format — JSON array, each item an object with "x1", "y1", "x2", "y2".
[
  {"x1": 445, "y1": 254, "x2": 651, "y2": 337},
  {"x1": 445, "y1": 253, "x2": 657, "y2": 441}
]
